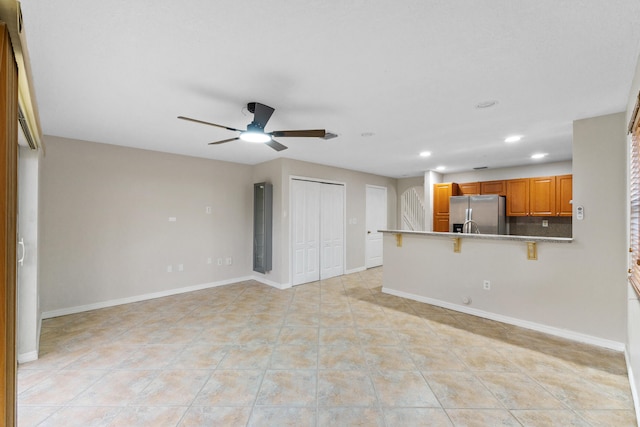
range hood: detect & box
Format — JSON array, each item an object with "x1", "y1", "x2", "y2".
[{"x1": 0, "y1": 0, "x2": 42, "y2": 151}]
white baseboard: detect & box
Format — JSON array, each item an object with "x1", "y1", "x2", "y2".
[
  {"x1": 18, "y1": 351, "x2": 38, "y2": 364},
  {"x1": 252, "y1": 275, "x2": 290, "y2": 290},
  {"x1": 383, "y1": 287, "x2": 625, "y2": 352},
  {"x1": 345, "y1": 266, "x2": 366, "y2": 274},
  {"x1": 42, "y1": 276, "x2": 253, "y2": 319},
  {"x1": 625, "y1": 349, "x2": 640, "y2": 425}
]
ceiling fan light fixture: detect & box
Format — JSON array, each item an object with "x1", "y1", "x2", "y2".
[{"x1": 240, "y1": 131, "x2": 271, "y2": 143}]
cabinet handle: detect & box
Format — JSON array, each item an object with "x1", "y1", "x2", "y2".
[{"x1": 18, "y1": 238, "x2": 25, "y2": 266}]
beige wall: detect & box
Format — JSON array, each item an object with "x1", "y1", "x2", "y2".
[
  {"x1": 442, "y1": 161, "x2": 572, "y2": 183},
  {"x1": 40, "y1": 136, "x2": 254, "y2": 313},
  {"x1": 385, "y1": 112, "x2": 628, "y2": 346},
  {"x1": 39, "y1": 138, "x2": 398, "y2": 313}
]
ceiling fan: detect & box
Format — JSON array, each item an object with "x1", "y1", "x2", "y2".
[{"x1": 178, "y1": 102, "x2": 330, "y2": 152}]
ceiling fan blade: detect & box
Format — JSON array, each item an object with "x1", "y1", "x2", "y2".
[
  {"x1": 252, "y1": 103, "x2": 275, "y2": 129},
  {"x1": 178, "y1": 116, "x2": 242, "y2": 132},
  {"x1": 208, "y1": 137, "x2": 239, "y2": 145},
  {"x1": 265, "y1": 139, "x2": 288, "y2": 152},
  {"x1": 271, "y1": 129, "x2": 326, "y2": 138}
]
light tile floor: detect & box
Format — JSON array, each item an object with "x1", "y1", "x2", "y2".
[{"x1": 17, "y1": 268, "x2": 637, "y2": 426}]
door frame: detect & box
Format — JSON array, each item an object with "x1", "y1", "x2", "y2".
[
  {"x1": 0, "y1": 21, "x2": 18, "y2": 426},
  {"x1": 289, "y1": 176, "x2": 346, "y2": 286},
  {"x1": 365, "y1": 184, "x2": 387, "y2": 268}
]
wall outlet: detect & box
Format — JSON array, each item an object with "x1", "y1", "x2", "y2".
[
  {"x1": 217, "y1": 258, "x2": 223, "y2": 266},
  {"x1": 225, "y1": 257, "x2": 232, "y2": 266},
  {"x1": 483, "y1": 280, "x2": 490, "y2": 290},
  {"x1": 178, "y1": 263, "x2": 184, "y2": 272},
  {"x1": 167, "y1": 265, "x2": 173, "y2": 273},
  {"x1": 542, "y1": 219, "x2": 549, "y2": 227},
  {"x1": 207, "y1": 257, "x2": 212, "y2": 264},
  {"x1": 205, "y1": 206, "x2": 212, "y2": 214}
]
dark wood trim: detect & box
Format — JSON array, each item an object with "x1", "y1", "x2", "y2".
[{"x1": 0, "y1": 21, "x2": 18, "y2": 426}]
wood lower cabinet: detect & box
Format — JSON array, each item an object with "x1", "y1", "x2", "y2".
[
  {"x1": 555, "y1": 174, "x2": 573, "y2": 216},
  {"x1": 529, "y1": 176, "x2": 556, "y2": 216},
  {"x1": 433, "y1": 214, "x2": 451, "y2": 232},
  {"x1": 432, "y1": 183, "x2": 459, "y2": 231},
  {"x1": 506, "y1": 179, "x2": 530, "y2": 216},
  {"x1": 480, "y1": 180, "x2": 506, "y2": 196},
  {"x1": 458, "y1": 182, "x2": 480, "y2": 195}
]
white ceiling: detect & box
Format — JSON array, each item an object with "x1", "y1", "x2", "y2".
[{"x1": 19, "y1": 0, "x2": 640, "y2": 178}]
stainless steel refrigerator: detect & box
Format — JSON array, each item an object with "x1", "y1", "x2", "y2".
[{"x1": 449, "y1": 195, "x2": 506, "y2": 234}]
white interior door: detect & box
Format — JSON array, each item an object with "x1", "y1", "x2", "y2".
[
  {"x1": 320, "y1": 184, "x2": 344, "y2": 280},
  {"x1": 292, "y1": 179, "x2": 345, "y2": 286},
  {"x1": 366, "y1": 185, "x2": 387, "y2": 268},
  {"x1": 292, "y1": 180, "x2": 320, "y2": 286}
]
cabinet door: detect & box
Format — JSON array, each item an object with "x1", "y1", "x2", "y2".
[
  {"x1": 529, "y1": 176, "x2": 556, "y2": 216},
  {"x1": 433, "y1": 183, "x2": 458, "y2": 215},
  {"x1": 506, "y1": 179, "x2": 529, "y2": 216},
  {"x1": 433, "y1": 214, "x2": 450, "y2": 232},
  {"x1": 458, "y1": 182, "x2": 480, "y2": 195},
  {"x1": 432, "y1": 183, "x2": 458, "y2": 231},
  {"x1": 480, "y1": 180, "x2": 506, "y2": 196},
  {"x1": 556, "y1": 174, "x2": 573, "y2": 216}
]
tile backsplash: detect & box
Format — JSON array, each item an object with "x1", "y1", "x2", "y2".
[{"x1": 507, "y1": 216, "x2": 572, "y2": 238}]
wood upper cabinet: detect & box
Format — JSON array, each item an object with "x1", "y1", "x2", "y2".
[
  {"x1": 529, "y1": 176, "x2": 556, "y2": 216},
  {"x1": 480, "y1": 180, "x2": 506, "y2": 196},
  {"x1": 433, "y1": 183, "x2": 459, "y2": 231},
  {"x1": 506, "y1": 179, "x2": 529, "y2": 216},
  {"x1": 458, "y1": 182, "x2": 480, "y2": 195},
  {"x1": 555, "y1": 174, "x2": 573, "y2": 216}
]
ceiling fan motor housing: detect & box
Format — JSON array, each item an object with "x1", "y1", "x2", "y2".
[{"x1": 247, "y1": 122, "x2": 265, "y2": 132}]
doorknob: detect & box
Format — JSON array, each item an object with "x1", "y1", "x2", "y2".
[{"x1": 367, "y1": 230, "x2": 371, "y2": 234}]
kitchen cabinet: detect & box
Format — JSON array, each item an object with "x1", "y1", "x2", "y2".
[
  {"x1": 458, "y1": 182, "x2": 480, "y2": 195},
  {"x1": 555, "y1": 174, "x2": 573, "y2": 216},
  {"x1": 433, "y1": 183, "x2": 459, "y2": 232},
  {"x1": 480, "y1": 180, "x2": 506, "y2": 196},
  {"x1": 529, "y1": 176, "x2": 556, "y2": 216},
  {"x1": 433, "y1": 215, "x2": 451, "y2": 232},
  {"x1": 505, "y1": 175, "x2": 572, "y2": 217},
  {"x1": 506, "y1": 179, "x2": 529, "y2": 216}
]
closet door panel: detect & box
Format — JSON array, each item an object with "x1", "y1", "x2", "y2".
[
  {"x1": 320, "y1": 184, "x2": 344, "y2": 280},
  {"x1": 292, "y1": 180, "x2": 321, "y2": 285}
]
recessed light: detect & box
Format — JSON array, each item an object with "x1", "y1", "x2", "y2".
[
  {"x1": 419, "y1": 151, "x2": 432, "y2": 157},
  {"x1": 531, "y1": 153, "x2": 548, "y2": 160},
  {"x1": 361, "y1": 132, "x2": 374, "y2": 137},
  {"x1": 436, "y1": 166, "x2": 446, "y2": 171},
  {"x1": 475, "y1": 100, "x2": 498, "y2": 109},
  {"x1": 505, "y1": 135, "x2": 522, "y2": 143}
]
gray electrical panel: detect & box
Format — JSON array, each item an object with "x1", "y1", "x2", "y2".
[{"x1": 253, "y1": 182, "x2": 272, "y2": 273}]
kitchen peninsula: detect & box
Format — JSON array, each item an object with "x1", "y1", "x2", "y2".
[{"x1": 377, "y1": 228, "x2": 622, "y2": 350}]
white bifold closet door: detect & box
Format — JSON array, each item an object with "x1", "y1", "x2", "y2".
[{"x1": 292, "y1": 179, "x2": 344, "y2": 286}]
